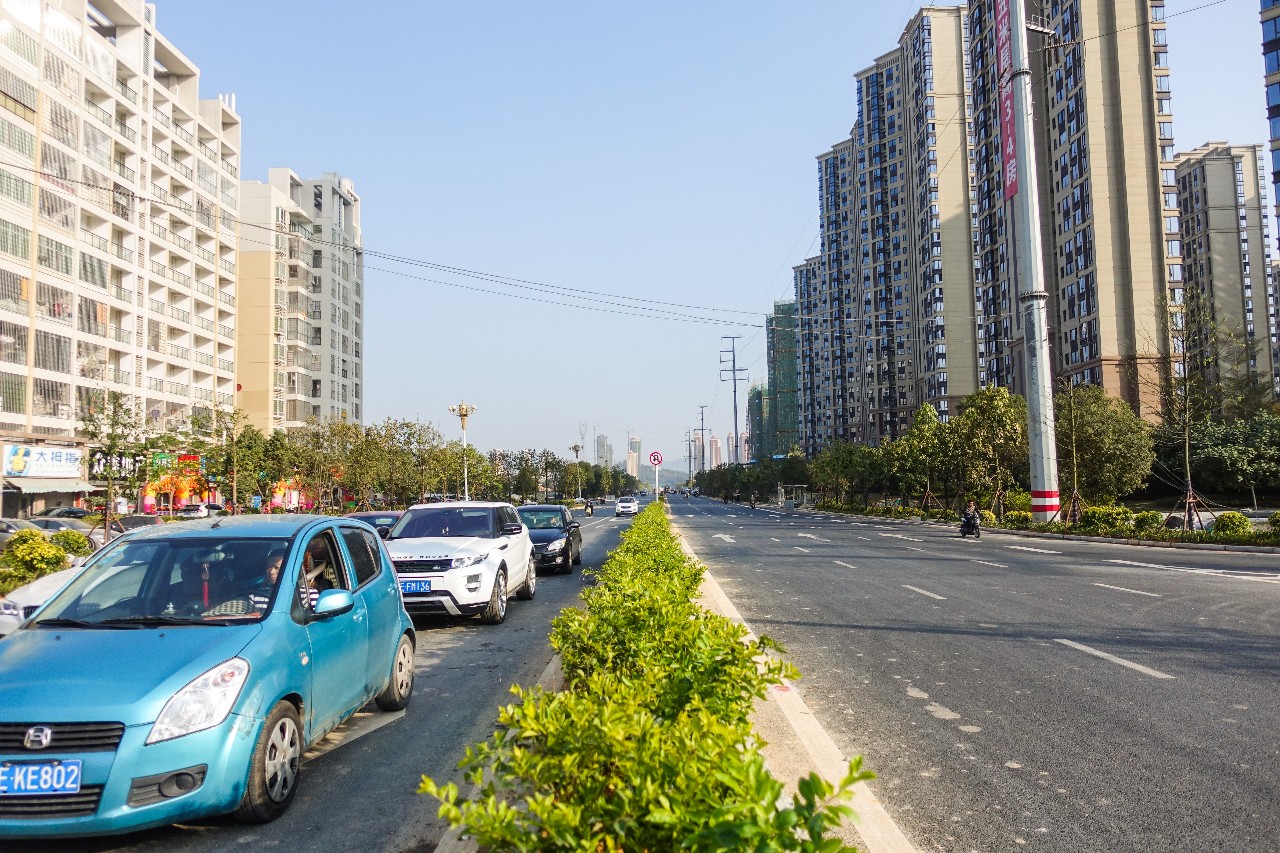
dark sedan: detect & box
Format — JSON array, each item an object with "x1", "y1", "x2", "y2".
[
  {"x1": 346, "y1": 510, "x2": 404, "y2": 534},
  {"x1": 517, "y1": 504, "x2": 581, "y2": 574}
]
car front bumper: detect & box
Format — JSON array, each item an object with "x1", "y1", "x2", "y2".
[
  {"x1": 396, "y1": 568, "x2": 493, "y2": 616},
  {"x1": 0, "y1": 711, "x2": 262, "y2": 839}
]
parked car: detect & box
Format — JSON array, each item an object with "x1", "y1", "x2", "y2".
[
  {"x1": 0, "y1": 567, "x2": 79, "y2": 638},
  {"x1": 0, "y1": 518, "x2": 47, "y2": 546},
  {"x1": 29, "y1": 517, "x2": 124, "y2": 550},
  {"x1": 178, "y1": 503, "x2": 224, "y2": 519},
  {"x1": 33, "y1": 507, "x2": 92, "y2": 519},
  {"x1": 615, "y1": 496, "x2": 640, "y2": 517},
  {"x1": 118, "y1": 514, "x2": 165, "y2": 531},
  {"x1": 383, "y1": 501, "x2": 534, "y2": 623},
  {"x1": 345, "y1": 510, "x2": 404, "y2": 531},
  {"x1": 0, "y1": 515, "x2": 415, "y2": 838},
  {"x1": 517, "y1": 504, "x2": 582, "y2": 574}
]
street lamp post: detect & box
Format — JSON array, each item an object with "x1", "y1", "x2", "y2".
[
  {"x1": 448, "y1": 401, "x2": 477, "y2": 500},
  {"x1": 569, "y1": 443, "x2": 583, "y2": 500}
]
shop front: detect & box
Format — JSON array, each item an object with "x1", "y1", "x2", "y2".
[{"x1": 2, "y1": 443, "x2": 99, "y2": 517}]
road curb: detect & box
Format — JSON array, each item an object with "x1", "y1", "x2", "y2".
[
  {"x1": 673, "y1": 528, "x2": 918, "y2": 853},
  {"x1": 431, "y1": 652, "x2": 565, "y2": 853}
]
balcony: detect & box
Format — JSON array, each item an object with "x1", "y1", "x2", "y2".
[
  {"x1": 171, "y1": 123, "x2": 193, "y2": 145},
  {"x1": 166, "y1": 343, "x2": 189, "y2": 360},
  {"x1": 219, "y1": 257, "x2": 235, "y2": 275},
  {"x1": 195, "y1": 245, "x2": 215, "y2": 266},
  {"x1": 171, "y1": 232, "x2": 192, "y2": 252},
  {"x1": 80, "y1": 230, "x2": 108, "y2": 252},
  {"x1": 110, "y1": 284, "x2": 132, "y2": 303},
  {"x1": 170, "y1": 269, "x2": 191, "y2": 287},
  {"x1": 107, "y1": 368, "x2": 130, "y2": 385},
  {"x1": 193, "y1": 351, "x2": 214, "y2": 367},
  {"x1": 218, "y1": 358, "x2": 234, "y2": 372},
  {"x1": 218, "y1": 291, "x2": 235, "y2": 307},
  {"x1": 150, "y1": 222, "x2": 168, "y2": 242},
  {"x1": 149, "y1": 259, "x2": 167, "y2": 278},
  {"x1": 193, "y1": 387, "x2": 212, "y2": 402},
  {"x1": 111, "y1": 242, "x2": 133, "y2": 263},
  {"x1": 198, "y1": 140, "x2": 218, "y2": 162},
  {"x1": 171, "y1": 160, "x2": 193, "y2": 180},
  {"x1": 147, "y1": 376, "x2": 164, "y2": 391},
  {"x1": 194, "y1": 281, "x2": 215, "y2": 299},
  {"x1": 216, "y1": 392, "x2": 232, "y2": 406},
  {"x1": 147, "y1": 298, "x2": 165, "y2": 314},
  {"x1": 114, "y1": 118, "x2": 135, "y2": 143},
  {"x1": 153, "y1": 110, "x2": 170, "y2": 128},
  {"x1": 221, "y1": 159, "x2": 237, "y2": 178},
  {"x1": 81, "y1": 319, "x2": 107, "y2": 338},
  {"x1": 166, "y1": 381, "x2": 188, "y2": 396},
  {"x1": 196, "y1": 316, "x2": 215, "y2": 333},
  {"x1": 109, "y1": 326, "x2": 131, "y2": 344},
  {"x1": 113, "y1": 160, "x2": 135, "y2": 183},
  {"x1": 218, "y1": 323, "x2": 233, "y2": 338},
  {"x1": 83, "y1": 98, "x2": 112, "y2": 126},
  {"x1": 115, "y1": 79, "x2": 138, "y2": 103},
  {"x1": 153, "y1": 185, "x2": 171, "y2": 204},
  {"x1": 166, "y1": 305, "x2": 190, "y2": 324}
]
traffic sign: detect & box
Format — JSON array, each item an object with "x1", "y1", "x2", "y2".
[{"x1": 649, "y1": 451, "x2": 663, "y2": 466}]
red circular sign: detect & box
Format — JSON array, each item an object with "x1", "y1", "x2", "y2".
[{"x1": 649, "y1": 451, "x2": 663, "y2": 466}]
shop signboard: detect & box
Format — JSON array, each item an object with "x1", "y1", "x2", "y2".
[{"x1": 3, "y1": 444, "x2": 84, "y2": 478}]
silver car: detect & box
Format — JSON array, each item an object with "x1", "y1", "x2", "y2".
[
  {"x1": 0, "y1": 567, "x2": 78, "y2": 638},
  {"x1": 615, "y1": 497, "x2": 640, "y2": 517}
]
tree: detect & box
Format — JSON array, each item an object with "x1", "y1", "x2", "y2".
[
  {"x1": 951, "y1": 387, "x2": 1029, "y2": 507},
  {"x1": 1053, "y1": 383, "x2": 1154, "y2": 504},
  {"x1": 1194, "y1": 414, "x2": 1280, "y2": 509},
  {"x1": 81, "y1": 391, "x2": 145, "y2": 540}
]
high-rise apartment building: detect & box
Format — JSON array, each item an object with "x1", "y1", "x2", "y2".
[
  {"x1": 709, "y1": 435, "x2": 722, "y2": 469},
  {"x1": 691, "y1": 431, "x2": 705, "y2": 473},
  {"x1": 1263, "y1": 1, "x2": 1280, "y2": 239},
  {"x1": 794, "y1": 255, "x2": 829, "y2": 456},
  {"x1": 1174, "y1": 143, "x2": 1279, "y2": 394},
  {"x1": 237, "y1": 169, "x2": 364, "y2": 432},
  {"x1": 624, "y1": 434, "x2": 641, "y2": 477},
  {"x1": 764, "y1": 300, "x2": 799, "y2": 456},
  {"x1": 0, "y1": 0, "x2": 240, "y2": 441},
  {"x1": 746, "y1": 384, "x2": 765, "y2": 462},
  {"x1": 594, "y1": 433, "x2": 612, "y2": 469},
  {"x1": 970, "y1": 0, "x2": 1179, "y2": 411}
]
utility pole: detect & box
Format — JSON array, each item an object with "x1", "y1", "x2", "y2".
[
  {"x1": 1001, "y1": 0, "x2": 1059, "y2": 522},
  {"x1": 720, "y1": 336, "x2": 747, "y2": 465},
  {"x1": 686, "y1": 430, "x2": 692, "y2": 485},
  {"x1": 695, "y1": 405, "x2": 709, "y2": 476}
]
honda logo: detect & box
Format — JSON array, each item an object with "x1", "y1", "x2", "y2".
[{"x1": 23, "y1": 726, "x2": 53, "y2": 750}]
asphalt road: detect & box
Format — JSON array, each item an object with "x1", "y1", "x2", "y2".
[
  {"x1": 669, "y1": 494, "x2": 1280, "y2": 853},
  {"x1": 14, "y1": 503, "x2": 639, "y2": 853}
]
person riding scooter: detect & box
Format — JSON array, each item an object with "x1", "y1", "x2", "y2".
[
  {"x1": 584, "y1": 500, "x2": 593, "y2": 517},
  {"x1": 960, "y1": 500, "x2": 981, "y2": 538}
]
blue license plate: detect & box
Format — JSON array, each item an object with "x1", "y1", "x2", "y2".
[
  {"x1": 400, "y1": 579, "x2": 432, "y2": 594},
  {"x1": 0, "y1": 760, "x2": 82, "y2": 796}
]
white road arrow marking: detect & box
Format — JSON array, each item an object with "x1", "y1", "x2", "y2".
[
  {"x1": 1054, "y1": 639, "x2": 1174, "y2": 679},
  {"x1": 713, "y1": 534, "x2": 736, "y2": 543}
]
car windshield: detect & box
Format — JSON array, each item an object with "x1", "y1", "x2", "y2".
[
  {"x1": 518, "y1": 510, "x2": 564, "y2": 530},
  {"x1": 390, "y1": 507, "x2": 494, "y2": 539},
  {"x1": 351, "y1": 513, "x2": 400, "y2": 527},
  {"x1": 34, "y1": 536, "x2": 292, "y2": 627},
  {"x1": 7, "y1": 518, "x2": 39, "y2": 530}
]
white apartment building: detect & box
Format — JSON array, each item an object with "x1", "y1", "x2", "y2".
[
  {"x1": 0, "y1": 0, "x2": 240, "y2": 443},
  {"x1": 237, "y1": 169, "x2": 363, "y2": 432}
]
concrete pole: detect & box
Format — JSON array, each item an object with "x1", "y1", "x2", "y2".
[{"x1": 1005, "y1": 0, "x2": 1060, "y2": 522}]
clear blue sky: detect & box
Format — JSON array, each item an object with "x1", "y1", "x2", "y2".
[{"x1": 161, "y1": 1, "x2": 1266, "y2": 467}]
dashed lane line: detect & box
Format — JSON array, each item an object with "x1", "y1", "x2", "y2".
[
  {"x1": 970, "y1": 559, "x2": 1009, "y2": 568},
  {"x1": 902, "y1": 584, "x2": 946, "y2": 600},
  {"x1": 795, "y1": 546, "x2": 811, "y2": 553},
  {"x1": 1007, "y1": 545, "x2": 1062, "y2": 554},
  {"x1": 1054, "y1": 639, "x2": 1175, "y2": 679},
  {"x1": 1093, "y1": 582, "x2": 1162, "y2": 597},
  {"x1": 834, "y1": 560, "x2": 857, "y2": 569}
]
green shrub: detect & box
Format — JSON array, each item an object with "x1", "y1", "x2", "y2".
[
  {"x1": 1076, "y1": 505, "x2": 1134, "y2": 535},
  {"x1": 49, "y1": 530, "x2": 93, "y2": 557},
  {"x1": 1004, "y1": 510, "x2": 1033, "y2": 529},
  {"x1": 1269, "y1": 511, "x2": 1280, "y2": 531},
  {"x1": 1003, "y1": 490, "x2": 1032, "y2": 512},
  {"x1": 420, "y1": 504, "x2": 869, "y2": 850},
  {"x1": 1211, "y1": 511, "x2": 1252, "y2": 537},
  {"x1": 0, "y1": 529, "x2": 68, "y2": 592},
  {"x1": 980, "y1": 509, "x2": 997, "y2": 527},
  {"x1": 1132, "y1": 510, "x2": 1164, "y2": 533},
  {"x1": 926, "y1": 508, "x2": 958, "y2": 521}
]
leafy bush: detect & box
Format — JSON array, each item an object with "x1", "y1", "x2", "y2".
[
  {"x1": 1003, "y1": 510, "x2": 1033, "y2": 529},
  {"x1": 1269, "y1": 511, "x2": 1280, "y2": 531},
  {"x1": 1075, "y1": 505, "x2": 1134, "y2": 535},
  {"x1": 926, "y1": 508, "x2": 958, "y2": 521},
  {"x1": 420, "y1": 505, "x2": 869, "y2": 850},
  {"x1": 980, "y1": 509, "x2": 997, "y2": 527},
  {"x1": 1132, "y1": 510, "x2": 1164, "y2": 533},
  {"x1": 49, "y1": 530, "x2": 93, "y2": 557},
  {"x1": 0, "y1": 530, "x2": 68, "y2": 592},
  {"x1": 1211, "y1": 511, "x2": 1252, "y2": 537},
  {"x1": 1003, "y1": 490, "x2": 1032, "y2": 512}
]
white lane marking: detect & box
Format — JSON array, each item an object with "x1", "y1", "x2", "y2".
[
  {"x1": 770, "y1": 537, "x2": 781, "y2": 542},
  {"x1": 834, "y1": 560, "x2": 857, "y2": 569},
  {"x1": 304, "y1": 709, "x2": 406, "y2": 762},
  {"x1": 902, "y1": 584, "x2": 946, "y2": 600},
  {"x1": 795, "y1": 546, "x2": 811, "y2": 553},
  {"x1": 879, "y1": 533, "x2": 923, "y2": 542},
  {"x1": 1093, "y1": 582, "x2": 1162, "y2": 598},
  {"x1": 906, "y1": 546, "x2": 926, "y2": 552},
  {"x1": 1105, "y1": 559, "x2": 1280, "y2": 584},
  {"x1": 971, "y1": 559, "x2": 1009, "y2": 568},
  {"x1": 1007, "y1": 545, "x2": 1061, "y2": 554},
  {"x1": 713, "y1": 534, "x2": 736, "y2": 543},
  {"x1": 1054, "y1": 639, "x2": 1175, "y2": 679},
  {"x1": 798, "y1": 532, "x2": 828, "y2": 541},
  {"x1": 857, "y1": 536, "x2": 872, "y2": 541}
]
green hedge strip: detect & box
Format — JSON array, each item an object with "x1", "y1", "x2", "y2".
[{"x1": 420, "y1": 504, "x2": 871, "y2": 851}]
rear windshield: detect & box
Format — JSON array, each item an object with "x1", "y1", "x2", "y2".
[{"x1": 391, "y1": 508, "x2": 494, "y2": 539}]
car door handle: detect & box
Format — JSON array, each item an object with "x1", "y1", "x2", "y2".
[{"x1": 498, "y1": 543, "x2": 509, "y2": 550}]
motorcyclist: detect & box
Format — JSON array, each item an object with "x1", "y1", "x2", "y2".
[{"x1": 961, "y1": 500, "x2": 981, "y2": 538}]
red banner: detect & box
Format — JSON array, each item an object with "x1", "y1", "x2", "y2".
[{"x1": 995, "y1": 0, "x2": 1018, "y2": 200}]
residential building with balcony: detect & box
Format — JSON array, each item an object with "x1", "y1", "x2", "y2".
[
  {"x1": 1174, "y1": 142, "x2": 1279, "y2": 397},
  {"x1": 0, "y1": 0, "x2": 239, "y2": 447},
  {"x1": 1263, "y1": 0, "x2": 1280, "y2": 240},
  {"x1": 237, "y1": 169, "x2": 363, "y2": 432}
]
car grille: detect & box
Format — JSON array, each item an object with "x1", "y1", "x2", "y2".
[
  {"x1": 21, "y1": 605, "x2": 39, "y2": 619},
  {"x1": 393, "y1": 559, "x2": 451, "y2": 574},
  {"x1": 0, "y1": 785, "x2": 104, "y2": 818},
  {"x1": 0, "y1": 722, "x2": 125, "y2": 753}
]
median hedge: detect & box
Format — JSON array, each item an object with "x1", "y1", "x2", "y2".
[{"x1": 420, "y1": 504, "x2": 871, "y2": 851}]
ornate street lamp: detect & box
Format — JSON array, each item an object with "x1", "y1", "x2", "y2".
[{"x1": 448, "y1": 401, "x2": 477, "y2": 500}]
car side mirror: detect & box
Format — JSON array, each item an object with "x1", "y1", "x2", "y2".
[
  {"x1": 568, "y1": 521, "x2": 580, "y2": 529},
  {"x1": 377, "y1": 526, "x2": 390, "y2": 539},
  {"x1": 312, "y1": 589, "x2": 354, "y2": 619},
  {"x1": 500, "y1": 523, "x2": 523, "y2": 536},
  {"x1": 70, "y1": 555, "x2": 88, "y2": 567}
]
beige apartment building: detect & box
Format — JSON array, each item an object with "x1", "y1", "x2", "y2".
[
  {"x1": 237, "y1": 169, "x2": 364, "y2": 433},
  {"x1": 970, "y1": 0, "x2": 1179, "y2": 412},
  {"x1": 0, "y1": 1, "x2": 239, "y2": 438},
  {"x1": 1174, "y1": 143, "x2": 1279, "y2": 395}
]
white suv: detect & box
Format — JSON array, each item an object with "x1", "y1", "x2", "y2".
[
  {"x1": 383, "y1": 502, "x2": 535, "y2": 624},
  {"x1": 615, "y1": 496, "x2": 640, "y2": 516}
]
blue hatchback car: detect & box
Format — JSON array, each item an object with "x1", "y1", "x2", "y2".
[{"x1": 0, "y1": 515, "x2": 415, "y2": 838}]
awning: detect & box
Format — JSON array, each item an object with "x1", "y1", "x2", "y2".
[{"x1": 4, "y1": 478, "x2": 100, "y2": 493}]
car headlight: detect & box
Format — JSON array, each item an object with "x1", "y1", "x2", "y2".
[
  {"x1": 147, "y1": 658, "x2": 250, "y2": 744},
  {"x1": 450, "y1": 553, "x2": 487, "y2": 569},
  {"x1": 544, "y1": 538, "x2": 566, "y2": 553},
  {"x1": 0, "y1": 596, "x2": 17, "y2": 617}
]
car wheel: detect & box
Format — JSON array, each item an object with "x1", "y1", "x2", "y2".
[
  {"x1": 571, "y1": 544, "x2": 582, "y2": 567},
  {"x1": 480, "y1": 569, "x2": 507, "y2": 624},
  {"x1": 516, "y1": 559, "x2": 536, "y2": 600},
  {"x1": 374, "y1": 633, "x2": 415, "y2": 712},
  {"x1": 234, "y1": 700, "x2": 302, "y2": 823}
]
